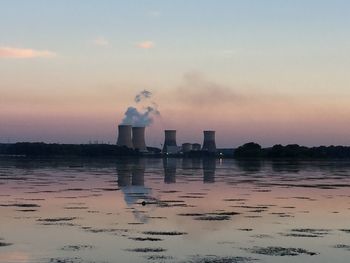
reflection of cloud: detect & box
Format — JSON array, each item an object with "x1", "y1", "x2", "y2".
[
  {"x1": 176, "y1": 72, "x2": 245, "y2": 105},
  {"x1": 137, "y1": 41, "x2": 155, "y2": 49},
  {"x1": 0, "y1": 46, "x2": 56, "y2": 58},
  {"x1": 93, "y1": 36, "x2": 110, "y2": 46}
]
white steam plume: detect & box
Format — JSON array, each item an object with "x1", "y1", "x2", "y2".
[{"x1": 121, "y1": 90, "x2": 160, "y2": 127}]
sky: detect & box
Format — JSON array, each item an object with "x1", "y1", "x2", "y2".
[{"x1": 1, "y1": 0, "x2": 350, "y2": 147}]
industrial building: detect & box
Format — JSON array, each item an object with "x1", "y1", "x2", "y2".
[{"x1": 117, "y1": 124, "x2": 218, "y2": 155}]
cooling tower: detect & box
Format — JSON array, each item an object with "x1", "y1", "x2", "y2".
[
  {"x1": 202, "y1": 130, "x2": 217, "y2": 152},
  {"x1": 132, "y1": 127, "x2": 147, "y2": 152},
  {"x1": 117, "y1": 125, "x2": 133, "y2": 148},
  {"x1": 163, "y1": 130, "x2": 177, "y2": 152}
]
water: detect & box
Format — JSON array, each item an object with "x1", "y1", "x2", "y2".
[{"x1": 0, "y1": 157, "x2": 350, "y2": 263}]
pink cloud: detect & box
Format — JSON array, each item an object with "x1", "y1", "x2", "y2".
[
  {"x1": 137, "y1": 41, "x2": 155, "y2": 49},
  {"x1": 93, "y1": 37, "x2": 110, "y2": 46},
  {"x1": 0, "y1": 46, "x2": 56, "y2": 58}
]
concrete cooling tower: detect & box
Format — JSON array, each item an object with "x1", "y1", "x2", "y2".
[
  {"x1": 117, "y1": 125, "x2": 133, "y2": 148},
  {"x1": 132, "y1": 127, "x2": 147, "y2": 152},
  {"x1": 163, "y1": 130, "x2": 177, "y2": 152},
  {"x1": 202, "y1": 130, "x2": 217, "y2": 152}
]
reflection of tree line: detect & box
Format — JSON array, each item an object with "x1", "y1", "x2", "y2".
[
  {"x1": 117, "y1": 158, "x2": 350, "y2": 188},
  {"x1": 116, "y1": 158, "x2": 217, "y2": 187}
]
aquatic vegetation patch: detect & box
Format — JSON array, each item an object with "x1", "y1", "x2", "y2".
[
  {"x1": 48, "y1": 257, "x2": 83, "y2": 263},
  {"x1": 64, "y1": 206, "x2": 89, "y2": 210},
  {"x1": 333, "y1": 244, "x2": 350, "y2": 250},
  {"x1": 96, "y1": 187, "x2": 119, "y2": 191},
  {"x1": 0, "y1": 242, "x2": 13, "y2": 247},
  {"x1": 238, "y1": 228, "x2": 253, "y2": 231},
  {"x1": 61, "y1": 245, "x2": 95, "y2": 251},
  {"x1": 178, "y1": 195, "x2": 205, "y2": 199},
  {"x1": 178, "y1": 213, "x2": 206, "y2": 217},
  {"x1": 223, "y1": 198, "x2": 247, "y2": 202},
  {"x1": 282, "y1": 233, "x2": 319, "y2": 238},
  {"x1": 37, "y1": 217, "x2": 77, "y2": 222},
  {"x1": 82, "y1": 227, "x2": 129, "y2": 234},
  {"x1": 126, "y1": 247, "x2": 167, "y2": 252},
  {"x1": 290, "y1": 228, "x2": 331, "y2": 237},
  {"x1": 209, "y1": 211, "x2": 240, "y2": 216},
  {"x1": 142, "y1": 231, "x2": 188, "y2": 236},
  {"x1": 129, "y1": 237, "x2": 163, "y2": 241},
  {"x1": 242, "y1": 246, "x2": 318, "y2": 256},
  {"x1": 183, "y1": 255, "x2": 256, "y2": 263},
  {"x1": 147, "y1": 216, "x2": 167, "y2": 219},
  {"x1": 144, "y1": 255, "x2": 174, "y2": 261},
  {"x1": 194, "y1": 215, "x2": 231, "y2": 221},
  {"x1": 0, "y1": 203, "x2": 40, "y2": 208},
  {"x1": 250, "y1": 234, "x2": 273, "y2": 239}
]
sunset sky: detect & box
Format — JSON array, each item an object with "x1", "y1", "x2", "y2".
[{"x1": 1, "y1": 0, "x2": 350, "y2": 147}]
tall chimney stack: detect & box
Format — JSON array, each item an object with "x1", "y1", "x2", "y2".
[
  {"x1": 117, "y1": 125, "x2": 133, "y2": 148},
  {"x1": 202, "y1": 130, "x2": 216, "y2": 152},
  {"x1": 163, "y1": 130, "x2": 177, "y2": 152},
  {"x1": 132, "y1": 127, "x2": 147, "y2": 152}
]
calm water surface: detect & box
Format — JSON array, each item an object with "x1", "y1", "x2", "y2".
[{"x1": 0, "y1": 157, "x2": 350, "y2": 263}]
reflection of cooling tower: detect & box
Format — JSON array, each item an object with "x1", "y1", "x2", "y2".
[
  {"x1": 203, "y1": 157, "x2": 216, "y2": 183},
  {"x1": 202, "y1": 130, "x2": 217, "y2": 152},
  {"x1": 132, "y1": 159, "x2": 145, "y2": 186},
  {"x1": 163, "y1": 158, "x2": 177, "y2": 184},
  {"x1": 117, "y1": 125, "x2": 133, "y2": 148},
  {"x1": 163, "y1": 130, "x2": 177, "y2": 152},
  {"x1": 117, "y1": 160, "x2": 132, "y2": 187},
  {"x1": 132, "y1": 127, "x2": 147, "y2": 152}
]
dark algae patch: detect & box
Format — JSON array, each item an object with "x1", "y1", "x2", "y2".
[
  {"x1": 242, "y1": 246, "x2": 318, "y2": 256},
  {"x1": 144, "y1": 254, "x2": 174, "y2": 261},
  {"x1": 183, "y1": 255, "x2": 256, "y2": 263},
  {"x1": 129, "y1": 237, "x2": 163, "y2": 241},
  {"x1": 126, "y1": 247, "x2": 167, "y2": 252},
  {"x1": 142, "y1": 231, "x2": 188, "y2": 236},
  {"x1": 48, "y1": 257, "x2": 83, "y2": 263},
  {"x1": 0, "y1": 242, "x2": 13, "y2": 247},
  {"x1": 37, "y1": 217, "x2": 77, "y2": 222},
  {"x1": 0, "y1": 203, "x2": 40, "y2": 208},
  {"x1": 178, "y1": 211, "x2": 240, "y2": 221},
  {"x1": 194, "y1": 215, "x2": 231, "y2": 221},
  {"x1": 61, "y1": 245, "x2": 95, "y2": 251},
  {"x1": 286, "y1": 228, "x2": 331, "y2": 237},
  {"x1": 333, "y1": 244, "x2": 350, "y2": 251}
]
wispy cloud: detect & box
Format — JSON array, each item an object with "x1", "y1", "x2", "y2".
[
  {"x1": 0, "y1": 46, "x2": 56, "y2": 59},
  {"x1": 175, "y1": 72, "x2": 244, "y2": 105},
  {"x1": 93, "y1": 36, "x2": 110, "y2": 47},
  {"x1": 137, "y1": 41, "x2": 155, "y2": 49}
]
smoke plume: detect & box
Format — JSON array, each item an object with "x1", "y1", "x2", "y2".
[
  {"x1": 134, "y1": 90, "x2": 152, "y2": 103},
  {"x1": 121, "y1": 90, "x2": 160, "y2": 127}
]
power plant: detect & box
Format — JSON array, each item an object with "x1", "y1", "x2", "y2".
[
  {"x1": 117, "y1": 125, "x2": 133, "y2": 148},
  {"x1": 163, "y1": 130, "x2": 179, "y2": 154},
  {"x1": 117, "y1": 124, "x2": 218, "y2": 155},
  {"x1": 132, "y1": 127, "x2": 147, "y2": 152},
  {"x1": 202, "y1": 130, "x2": 217, "y2": 152}
]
